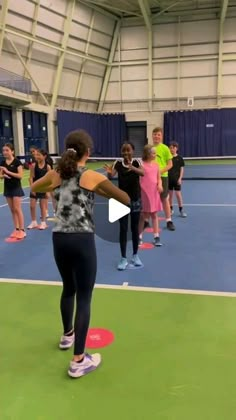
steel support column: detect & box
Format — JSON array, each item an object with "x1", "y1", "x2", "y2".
[
  {"x1": 73, "y1": 10, "x2": 95, "y2": 110},
  {"x1": 6, "y1": 35, "x2": 49, "y2": 106},
  {"x1": 138, "y1": 0, "x2": 153, "y2": 112},
  {"x1": 97, "y1": 19, "x2": 121, "y2": 113},
  {"x1": 24, "y1": 0, "x2": 40, "y2": 78},
  {"x1": 0, "y1": 0, "x2": 9, "y2": 54},
  {"x1": 217, "y1": 0, "x2": 229, "y2": 106},
  {"x1": 4, "y1": 27, "x2": 109, "y2": 66},
  {"x1": 50, "y1": 0, "x2": 75, "y2": 110}
]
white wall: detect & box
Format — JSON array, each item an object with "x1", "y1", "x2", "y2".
[
  {"x1": 0, "y1": 0, "x2": 116, "y2": 109},
  {"x1": 104, "y1": 17, "x2": 236, "y2": 125}
]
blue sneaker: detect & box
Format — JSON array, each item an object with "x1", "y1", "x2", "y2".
[
  {"x1": 117, "y1": 257, "x2": 128, "y2": 271},
  {"x1": 131, "y1": 254, "x2": 143, "y2": 267},
  {"x1": 68, "y1": 353, "x2": 102, "y2": 378}
]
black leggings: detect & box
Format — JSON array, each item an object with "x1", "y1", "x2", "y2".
[
  {"x1": 52, "y1": 232, "x2": 97, "y2": 355},
  {"x1": 119, "y1": 212, "x2": 140, "y2": 258}
]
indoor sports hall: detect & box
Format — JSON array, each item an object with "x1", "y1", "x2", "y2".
[{"x1": 0, "y1": 1, "x2": 236, "y2": 419}]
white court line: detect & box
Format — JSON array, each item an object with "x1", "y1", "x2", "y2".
[
  {"x1": 0, "y1": 278, "x2": 236, "y2": 298},
  {"x1": 0, "y1": 196, "x2": 29, "y2": 208},
  {"x1": 95, "y1": 202, "x2": 236, "y2": 207}
]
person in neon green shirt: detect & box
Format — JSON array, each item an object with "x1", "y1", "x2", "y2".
[{"x1": 153, "y1": 127, "x2": 175, "y2": 231}]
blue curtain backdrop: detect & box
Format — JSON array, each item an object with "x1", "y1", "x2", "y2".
[
  {"x1": 23, "y1": 111, "x2": 48, "y2": 154},
  {"x1": 57, "y1": 110, "x2": 127, "y2": 156},
  {"x1": 0, "y1": 107, "x2": 13, "y2": 151},
  {"x1": 164, "y1": 108, "x2": 236, "y2": 157}
]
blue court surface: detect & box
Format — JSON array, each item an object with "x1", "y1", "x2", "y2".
[
  {"x1": 184, "y1": 164, "x2": 236, "y2": 179},
  {"x1": 0, "y1": 180, "x2": 236, "y2": 294}
]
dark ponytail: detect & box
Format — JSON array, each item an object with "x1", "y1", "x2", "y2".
[{"x1": 56, "y1": 130, "x2": 93, "y2": 180}]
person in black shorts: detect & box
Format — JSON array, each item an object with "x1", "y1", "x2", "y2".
[
  {"x1": 168, "y1": 142, "x2": 187, "y2": 218},
  {"x1": 104, "y1": 143, "x2": 144, "y2": 271},
  {"x1": 28, "y1": 149, "x2": 51, "y2": 230},
  {"x1": 31, "y1": 129, "x2": 130, "y2": 379},
  {"x1": 0, "y1": 143, "x2": 26, "y2": 240},
  {"x1": 45, "y1": 152, "x2": 56, "y2": 217}
]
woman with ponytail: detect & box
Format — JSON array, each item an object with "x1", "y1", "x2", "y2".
[{"x1": 31, "y1": 129, "x2": 130, "y2": 379}]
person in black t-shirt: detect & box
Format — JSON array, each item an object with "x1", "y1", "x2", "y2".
[
  {"x1": 45, "y1": 152, "x2": 57, "y2": 216},
  {"x1": 28, "y1": 149, "x2": 51, "y2": 230},
  {"x1": 0, "y1": 143, "x2": 26, "y2": 240},
  {"x1": 104, "y1": 143, "x2": 144, "y2": 271},
  {"x1": 45, "y1": 152, "x2": 54, "y2": 169},
  {"x1": 168, "y1": 142, "x2": 187, "y2": 218}
]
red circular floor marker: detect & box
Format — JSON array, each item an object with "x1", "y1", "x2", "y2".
[
  {"x1": 5, "y1": 237, "x2": 23, "y2": 243},
  {"x1": 145, "y1": 227, "x2": 162, "y2": 233},
  {"x1": 86, "y1": 328, "x2": 114, "y2": 349},
  {"x1": 139, "y1": 242, "x2": 154, "y2": 250}
]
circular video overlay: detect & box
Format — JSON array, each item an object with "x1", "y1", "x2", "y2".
[{"x1": 94, "y1": 197, "x2": 133, "y2": 243}]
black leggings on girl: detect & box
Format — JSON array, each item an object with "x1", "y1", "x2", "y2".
[
  {"x1": 52, "y1": 232, "x2": 97, "y2": 355},
  {"x1": 119, "y1": 211, "x2": 140, "y2": 258}
]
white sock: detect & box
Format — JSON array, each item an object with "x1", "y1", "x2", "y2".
[
  {"x1": 154, "y1": 233, "x2": 159, "y2": 238},
  {"x1": 166, "y1": 218, "x2": 171, "y2": 222}
]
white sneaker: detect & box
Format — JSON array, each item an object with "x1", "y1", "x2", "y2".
[
  {"x1": 59, "y1": 333, "x2": 75, "y2": 350},
  {"x1": 27, "y1": 221, "x2": 38, "y2": 229},
  {"x1": 39, "y1": 221, "x2": 47, "y2": 230},
  {"x1": 68, "y1": 353, "x2": 102, "y2": 378}
]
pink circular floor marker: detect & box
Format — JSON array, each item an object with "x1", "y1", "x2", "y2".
[
  {"x1": 145, "y1": 227, "x2": 162, "y2": 233},
  {"x1": 86, "y1": 328, "x2": 114, "y2": 349},
  {"x1": 139, "y1": 242, "x2": 154, "y2": 250},
  {"x1": 5, "y1": 237, "x2": 23, "y2": 243}
]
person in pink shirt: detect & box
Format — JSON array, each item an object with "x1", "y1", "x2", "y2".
[{"x1": 139, "y1": 145, "x2": 163, "y2": 247}]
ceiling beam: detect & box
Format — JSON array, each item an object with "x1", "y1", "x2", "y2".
[
  {"x1": 217, "y1": 0, "x2": 229, "y2": 106},
  {"x1": 98, "y1": 19, "x2": 121, "y2": 112},
  {"x1": 138, "y1": 0, "x2": 152, "y2": 29},
  {"x1": 83, "y1": 0, "x2": 143, "y2": 17},
  {"x1": 78, "y1": 0, "x2": 119, "y2": 20},
  {"x1": 152, "y1": 0, "x2": 187, "y2": 20}
]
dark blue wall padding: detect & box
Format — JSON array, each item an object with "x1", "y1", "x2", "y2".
[
  {"x1": 164, "y1": 108, "x2": 236, "y2": 157},
  {"x1": 57, "y1": 110, "x2": 127, "y2": 157},
  {"x1": 23, "y1": 111, "x2": 48, "y2": 153}
]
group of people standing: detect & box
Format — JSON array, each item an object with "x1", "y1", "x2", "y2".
[
  {"x1": 104, "y1": 126, "x2": 187, "y2": 271},
  {"x1": 0, "y1": 126, "x2": 186, "y2": 380},
  {"x1": 0, "y1": 144, "x2": 56, "y2": 238}
]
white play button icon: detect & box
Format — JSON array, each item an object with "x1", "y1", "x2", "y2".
[{"x1": 108, "y1": 198, "x2": 130, "y2": 223}]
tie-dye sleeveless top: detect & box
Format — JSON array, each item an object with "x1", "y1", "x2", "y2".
[{"x1": 53, "y1": 167, "x2": 95, "y2": 233}]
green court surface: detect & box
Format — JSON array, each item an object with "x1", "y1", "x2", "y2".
[{"x1": 1, "y1": 283, "x2": 236, "y2": 420}]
